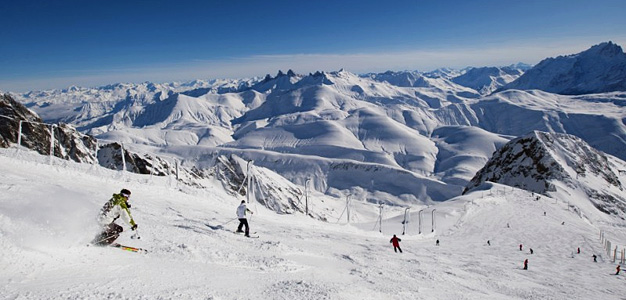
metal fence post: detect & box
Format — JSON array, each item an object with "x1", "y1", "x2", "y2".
[
  {"x1": 120, "y1": 143, "x2": 126, "y2": 172},
  {"x1": 94, "y1": 140, "x2": 99, "y2": 165},
  {"x1": 431, "y1": 209, "x2": 437, "y2": 232},
  {"x1": 175, "y1": 160, "x2": 179, "y2": 180},
  {"x1": 49, "y1": 124, "x2": 56, "y2": 164},
  {"x1": 17, "y1": 120, "x2": 23, "y2": 147}
]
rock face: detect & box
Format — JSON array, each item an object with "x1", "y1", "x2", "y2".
[
  {"x1": 213, "y1": 155, "x2": 328, "y2": 220},
  {"x1": 1, "y1": 94, "x2": 97, "y2": 163},
  {"x1": 464, "y1": 131, "x2": 625, "y2": 218},
  {"x1": 500, "y1": 42, "x2": 626, "y2": 95}
]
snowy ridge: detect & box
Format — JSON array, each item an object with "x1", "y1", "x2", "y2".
[
  {"x1": 500, "y1": 42, "x2": 626, "y2": 94},
  {"x1": 451, "y1": 65, "x2": 527, "y2": 95},
  {"x1": 465, "y1": 131, "x2": 626, "y2": 219}
]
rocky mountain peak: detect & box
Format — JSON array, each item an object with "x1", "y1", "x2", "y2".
[{"x1": 464, "y1": 131, "x2": 625, "y2": 218}]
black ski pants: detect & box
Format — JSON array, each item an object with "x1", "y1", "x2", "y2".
[
  {"x1": 93, "y1": 223, "x2": 123, "y2": 246},
  {"x1": 237, "y1": 218, "x2": 250, "y2": 236}
]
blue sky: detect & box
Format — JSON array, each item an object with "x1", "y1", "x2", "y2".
[{"x1": 1, "y1": 0, "x2": 625, "y2": 92}]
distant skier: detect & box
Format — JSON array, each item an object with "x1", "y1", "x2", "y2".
[
  {"x1": 616, "y1": 265, "x2": 621, "y2": 275},
  {"x1": 487, "y1": 240, "x2": 491, "y2": 246},
  {"x1": 519, "y1": 244, "x2": 523, "y2": 251},
  {"x1": 592, "y1": 254, "x2": 597, "y2": 262},
  {"x1": 236, "y1": 200, "x2": 253, "y2": 237},
  {"x1": 390, "y1": 234, "x2": 402, "y2": 253},
  {"x1": 93, "y1": 189, "x2": 137, "y2": 246},
  {"x1": 530, "y1": 248, "x2": 534, "y2": 254},
  {"x1": 577, "y1": 247, "x2": 580, "y2": 254},
  {"x1": 436, "y1": 239, "x2": 440, "y2": 246},
  {"x1": 523, "y1": 259, "x2": 528, "y2": 270}
]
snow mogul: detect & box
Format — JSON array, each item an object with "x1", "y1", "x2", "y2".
[{"x1": 92, "y1": 189, "x2": 138, "y2": 246}]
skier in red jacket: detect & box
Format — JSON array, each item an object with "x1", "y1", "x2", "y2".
[
  {"x1": 390, "y1": 234, "x2": 402, "y2": 253},
  {"x1": 523, "y1": 259, "x2": 528, "y2": 270}
]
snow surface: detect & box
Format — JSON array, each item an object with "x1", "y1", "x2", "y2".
[{"x1": 1, "y1": 148, "x2": 624, "y2": 299}]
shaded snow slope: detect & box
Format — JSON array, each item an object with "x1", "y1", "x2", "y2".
[
  {"x1": 458, "y1": 90, "x2": 626, "y2": 160},
  {"x1": 431, "y1": 126, "x2": 511, "y2": 186},
  {"x1": 1, "y1": 150, "x2": 624, "y2": 299}
]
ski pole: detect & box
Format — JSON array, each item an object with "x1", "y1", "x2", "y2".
[{"x1": 221, "y1": 217, "x2": 238, "y2": 226}]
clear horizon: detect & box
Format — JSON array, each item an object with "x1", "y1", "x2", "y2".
[{"x1": 1, "y1": 0, "x2": 625, "y2": 92}]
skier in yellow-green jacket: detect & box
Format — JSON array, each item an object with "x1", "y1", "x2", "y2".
[{"x1": 92, "y1": 189, "x2": 138, "y2": 246}]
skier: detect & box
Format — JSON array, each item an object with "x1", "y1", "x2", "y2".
[
  {"x1": 436, "y1": 239, "x2": 440, "y2": 246},
  {"x1": 93, "y1": 189, "x2": 137, "y2": 246},
  {"x1": 523, "y1": 259, "x2": 528, "y2": 270},
  {"x1": 577, "y1": 247, "x2": 580, "y2": 254},
  {"x1": 519, "y1": 244, "x2": 523, "y2": 251},
  {"x1": 236, "y1": 200, "x2": 253, "y2": 237},
  {"x1": 487, "y1": 240, "x2": 491, "y2": 246},
  {"x1": 616, "y1": 265, "x2": 621, "y2": 275},
  {"x1": 592, "y1": 254, "x2": 597, "y2": 262},
  {"x1": 530, "y1": 248, "x2": 534, "y2": 254},
  {"x1": 390, "y1": 234, "x2": 402, "y2": 253}
]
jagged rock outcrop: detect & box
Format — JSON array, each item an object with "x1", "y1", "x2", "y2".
[{"x1": 0, "y1": 94, "x2": 97, "y2": 163}]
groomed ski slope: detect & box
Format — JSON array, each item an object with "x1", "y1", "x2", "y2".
[{"x1": 0, "y1": 149, "x2": 624, "y2": 299}]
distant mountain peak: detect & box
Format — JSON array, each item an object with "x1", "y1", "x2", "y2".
[
  {"x1": 499, "y1": 41, "x2": 626, "y2": 95},
  {"x1": 585, "y1": 41, "x2": 623, "y2": 57}
]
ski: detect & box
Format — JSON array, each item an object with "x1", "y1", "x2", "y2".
[
  {"x1": 111, "y1": 243, "x2": 148, "y2": 253},
  {"x1": 234, "y1": 231, "x2": 259, "y2": 238}
]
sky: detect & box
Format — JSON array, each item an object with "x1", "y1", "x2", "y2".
[{"x1": 1, "y1": 0, "x2": 625, "y2": 92}]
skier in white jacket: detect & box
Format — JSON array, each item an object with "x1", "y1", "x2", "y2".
[{"x1": 236, "y1": 200, "x2": 253, "y2": 237}]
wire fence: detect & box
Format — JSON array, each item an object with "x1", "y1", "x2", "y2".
[
  {"x1": 600, "y1": 231, "x2": 626, "y2": 264},
  {"x1": 0, "y1": 113, "x2": 182, "y2": 182}
]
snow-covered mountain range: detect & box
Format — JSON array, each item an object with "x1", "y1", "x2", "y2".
[{"x1": 4, "y1": 42, "x2": 626, "y2": 211}]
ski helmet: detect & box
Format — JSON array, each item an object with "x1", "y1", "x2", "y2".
[{"x1": 120, "y1": 189, "x2": 131, "y2": 198}]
